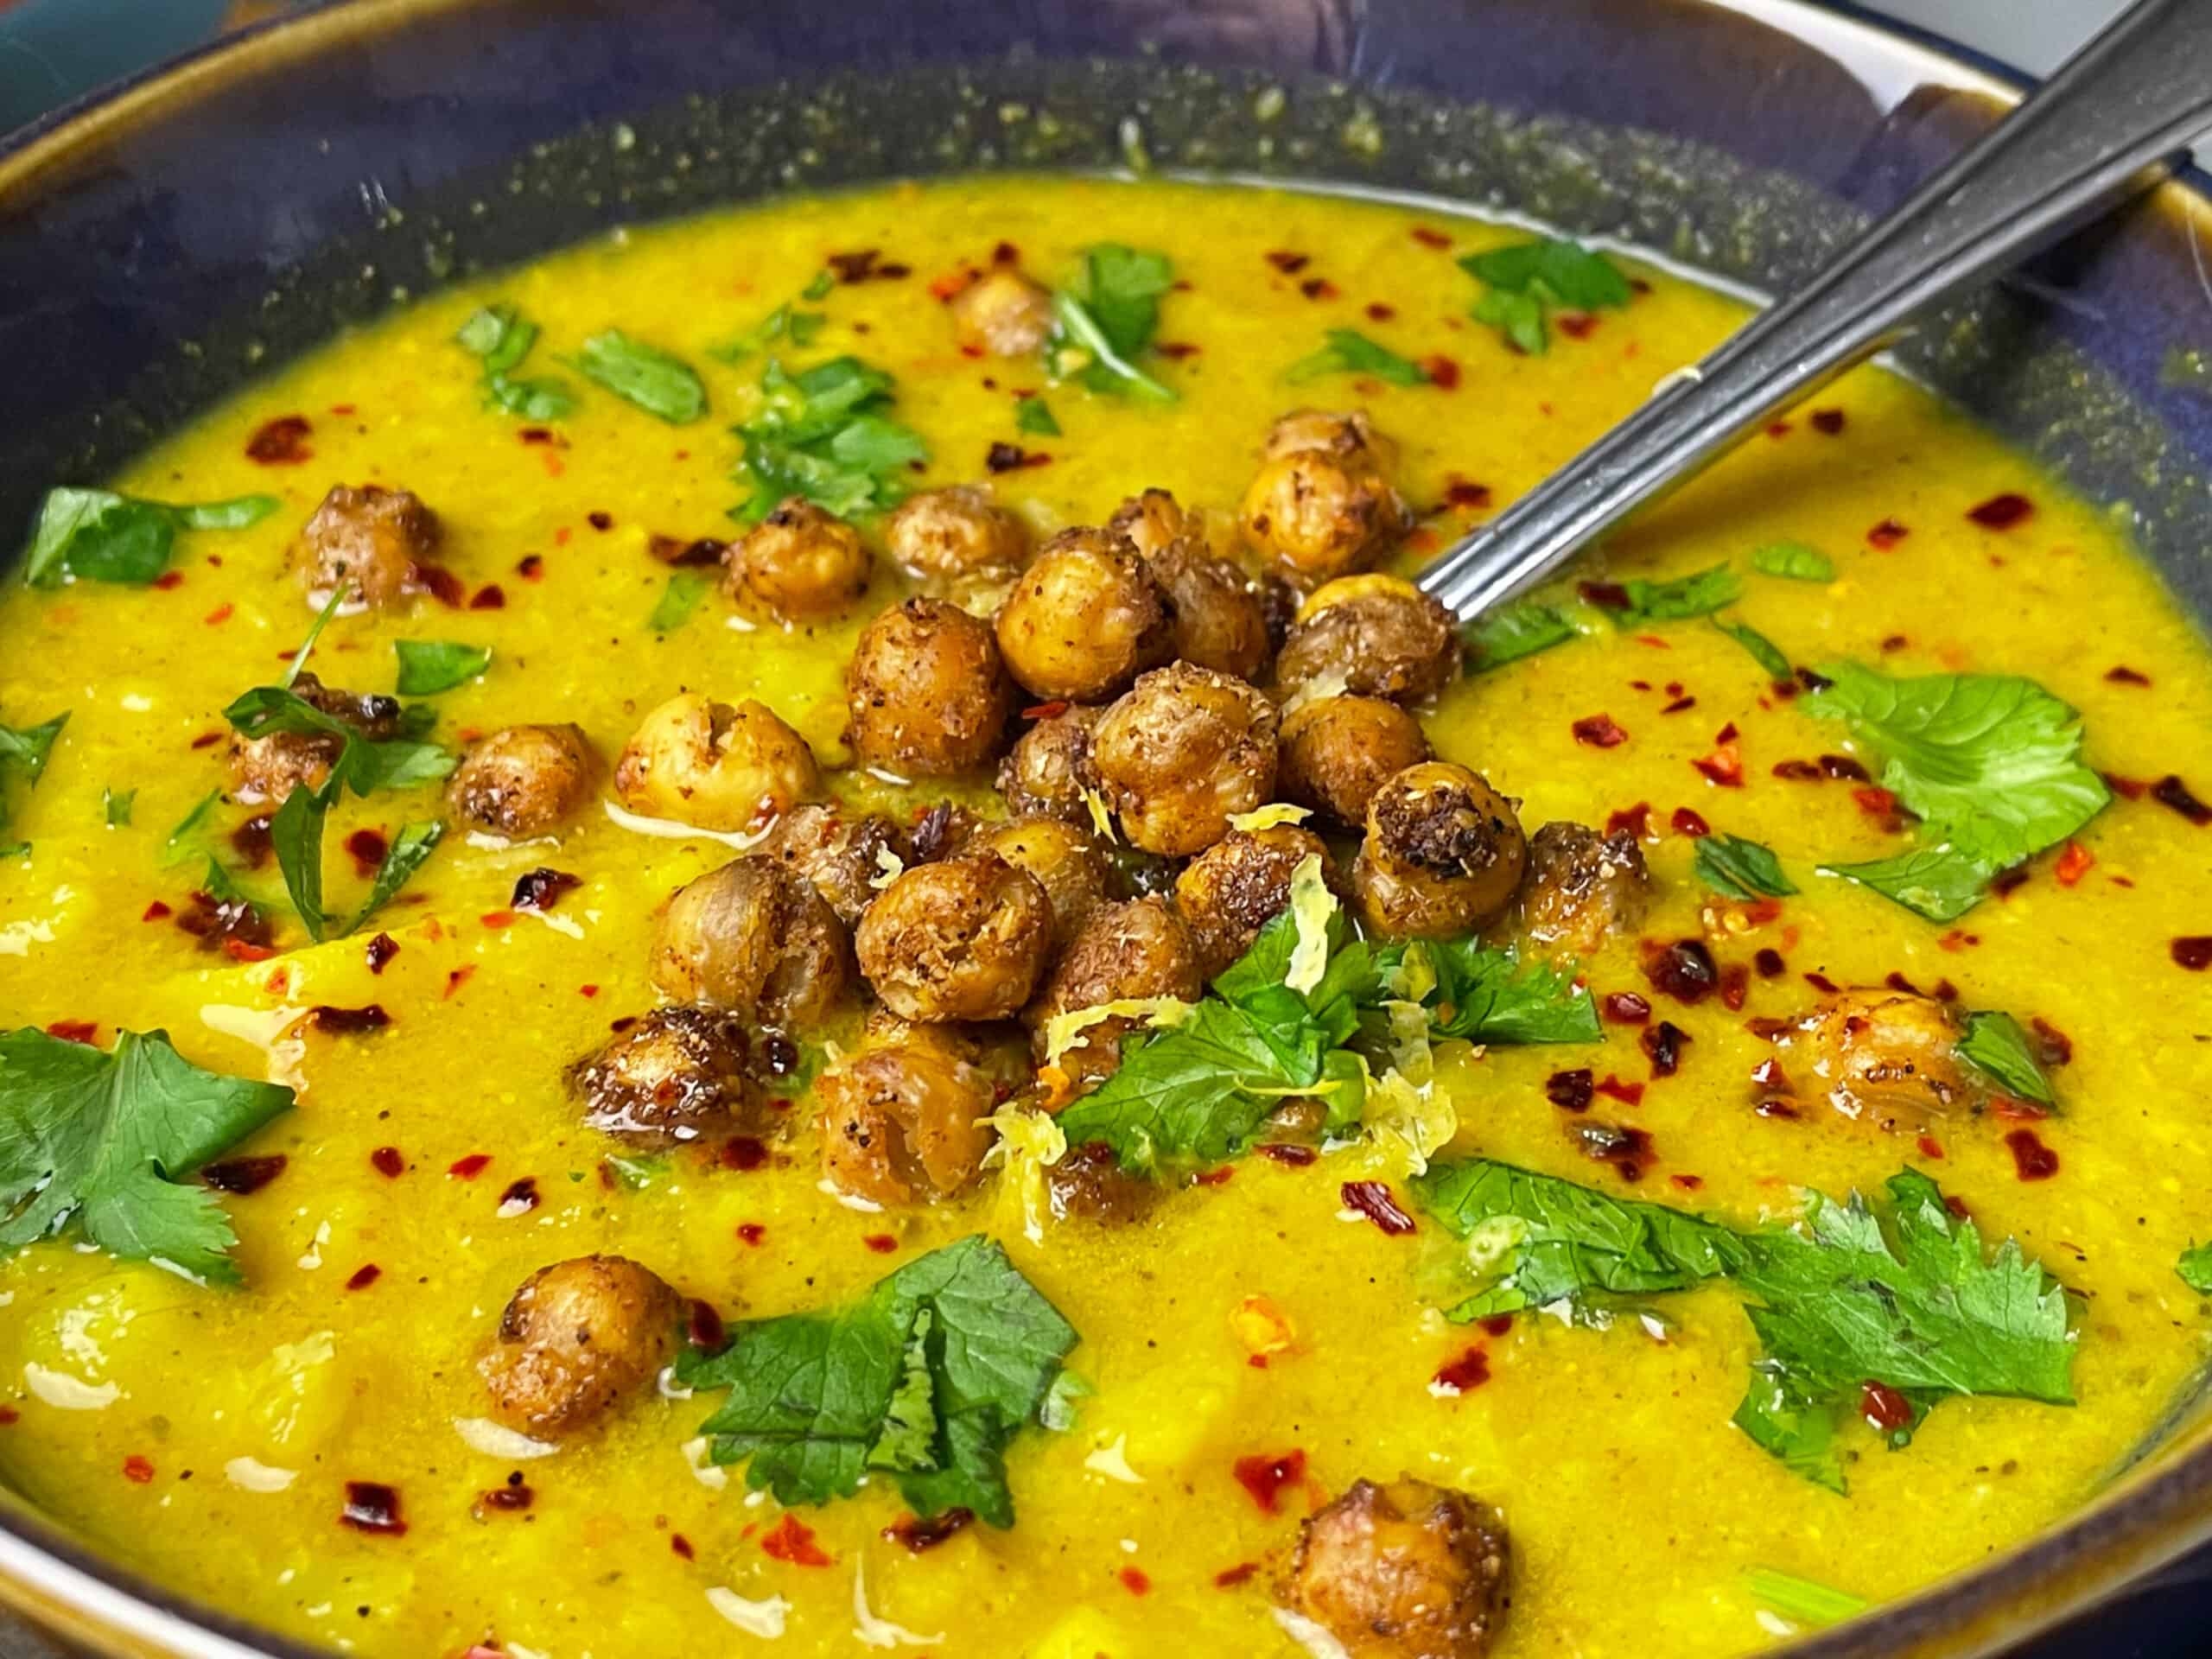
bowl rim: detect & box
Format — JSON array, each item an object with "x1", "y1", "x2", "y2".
[{"x1": 3, "y1": 3, "x2": 2211, "y2": 1656}]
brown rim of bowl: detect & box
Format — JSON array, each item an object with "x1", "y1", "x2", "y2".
[{"x1": 2, "y1": 2, "x2": 2211, "y2": 1656}]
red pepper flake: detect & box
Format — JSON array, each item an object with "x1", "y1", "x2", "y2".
[
  {"x1": 1265, "y1": 251, "x2": 1311, "y2": 273},
  {"x1": 1443, "y1": 479, "x2": 1491, "y2": 511},
  {"x1": 1021, "y1": 699, "x2": 1071, "y2": 721},
  {"x1": 1573, "y1": 1119, "x2": 1653, "y2": 1179},
  {"x1": 498, "y1": 1177, "x2": 539, "y2": 1215},
  {"x1": 928, "y1": 266, "x2": 979, "y2": 302},
  {"x1": 1232, "y1": 1449, "x2": 1308, "y2": 1513},
  {"x1": 1693, "y1": 740, "x2": 1745, "y2": 787},
  {"x1": 1573, "y1": 713, "x2": 1629, "y2": 748},
  {"x1": 512, "y1": 868, "x2": 582, "y2": 911},
  {"x1": 482, "y1": 1482, "x2": 534, "y2": 1512},
  {"x1": 480, "y1": 910, "x2": 516, "y2": 930},
  {"x1": 415, "y1": 562, "x2": 467, "y2": 607},
  {"x1": 1670, "y1": 807, "x2": 1710, "y2": 838},
  {"x1": 1642, "y1": 1021, "x2": 1690, "y2": 1078},
  {"x1": 1555, "y1": 313, "x2": 1597, "y2": 340},
  {"x1": 1602, "y1": 991, "x2": 1651, "y2": 1026},
  {"x1": 1860, "y1": 1381, "x2": 1914, "y2": 1433},
  {"x1": 187, "y1": 729, "x2": 221, "y2": 749},
  {"x1": 1364, "y1": 302, "x2": 1396, "y2": 321},
  {"x1": 245, "y1": 415, "x2": 314, "y2": 464},
  {"x1": 688, "y1": 1299, "x2": 728, "y2": 1355},
  {"x1": 1422, "y1": 354, "x2": 1461, "y2": 390},
  {"x1": 204, "y1": 603, "x2": 234, "y2": 626},
  {"x1": 1660, "y1": 695, "x2": 1697, "y2": 715},
  {"x1": 828, "y1": 248, "x2": 881, "y2": 283},
  {"x1": 365, "y1": 932, "x2": 398, "y2": 974},
  {"x1": 43, "y1": 1019, "x2": 99, "y2": 1045},
  {"x1": 1766, "y1": 421, "x2": 1793, "y2": 439},
  {"x1": 1671, "y1": 1173, "x2": 1704, "y2": 1191},
  {"x1": 1155, "y1": 341, "x2": 1201, "y2": 360},
  {"x1": 1431, "y1": 1347, "x2": 1490, "y2": 1394},
  {"x1": 1545, "y1": 1068, "x2": 1595, "y2": 1111},
  {"x1": 123, "y1": 1455, "x2": 156, "y2": 1484},
  {"x1": 736, "y1": 1222, "x2": 767, "y2": 1246},
  {"x1": 721, "y1": 1136, "x2": 769, "y2": 1172},
  {"x1": 340, "y1": 1482, "x2": 406, "y2": 1535},
  {"x1": 1810, "y1": 408, "x2": 1847, "y2": 435},
  {"x1": 1853, "y1": 785, "x2": 1901, "y2": 822},
  {"x1": 345, "y1": 1263, "x2": 382, "y2": 1292},
  {"x1": 335, "y1": 828, "x2": 385, "y2": 877},
  {"x1": 1409, "y1": 226, "x2": 1452, "y2": 250},
  {"x1": 1192, "y1": 1166, "x2": 1236, "y2": 1187},
  {"x1": 1866, "y1": 518, "x2": 1910, "y2": 550},
  {"x1": 760, "y1": 1514, "x2": 832, "y2": 1567},
  {"x1": 2152, "y1": 775, "x2": 2211, "y2": 825},
  {"x1": 1751, "y1": 947, "x2": 1786, "y2": 979},
  {"x1": 469, "y1": 583, "x2": 506, "y2": 611},
  {"x1": 1580, "y1": 580, "x2": 1631, "y2": 612},
  {"x1": 1989, "y1": 867, "x2": 2031, "y2": 900},
  {"x1": 221, "y1": 937, "x2": 277, "y2": 964},
  {"x1": 154, "y1": 570, "x2": 188, "y2": 591},
  {"x1": 518, "y1": 554, "x2": 546, "y2": 582},
  {"x1": 883, "y1": 1509, "x2": 975, "y2": 1553},
  {"x1": 448, "y1": 1154, "x2": 493, "y2": 1179},
  {"x1": 2005, "y1": 1128, "x2": 2060, "y2": 1180},
  {"x1": 1812, "y1": 753, "x2": 1868, "y2": 782},
  {"x1": 2103, "y1": 664, "x2": 2151, "y2": 686},
  {"x1": 370, "y1": 1146, "x2": 405, "y2": 1179},
  {"x1": 200, "y1": 1155, "x2": 288, "y2": 1195},
  {"x1": 1967, "y1": 493, "x2": 2033, "y2": 530},
  {"x1": 1340, "y1": 1180, "x2": 1417, "y2": 1236},
  {"x1": 862, "y1": 1233, "x2": 898, "y2": 1254},
  {"x1": 2029, "y1": 1016, "x2": 2073, "y2": 1066},
  {"x1": 1119, "y1": 1567, "x2": 1153, "y2": 1597},
  {"x1": 1299, "y1": 277, "x2": 1340, "y2": 300},
  {"x1": 1607, "y1": 802, "x2": 1653, "y2": 840},
  {"x1": 1643, "y1": 938, "x2": 1719, "y2": 1004},
  {"x1": 2053, "y1": 841, "x2": 2094, "y2": 887},
  {"x1": 1917, "y1": 1135, "x2": 1945, "y2": 1161},
  {"x1": 2173, "y1": 937, "x2": 2212, "y2": 970},
  {"x1": 1214, "y1": 1562, "x2": 1260, "y2": 1589},
  {"x1": 670, "y1": 1532, "x2": 696, "y2": 1560},
  {"x1": 985, "y1": 441, "x2": 1049, "y2": 473},
  {"x1": 1256, "y1": 1142, "x2": 1318, "y2": 1167},
  {"x1": 1594, "y1": 1074, "x2": 1646, "y2": 1107},
  {"x1": 445, "y1": 966, "x2": 476, "y2": 999},
  {"x1": 0, "y1": 1408, "x2": 16, "y2": 1426},
  {"x1": 308, "y1": 1003, "x2": 391, "y2": 1036},
  {"x1": 141, "y1": 900, "x2": 174, "y2": 922}
]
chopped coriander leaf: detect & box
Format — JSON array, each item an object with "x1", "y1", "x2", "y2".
[
  {"x1": 455, "y1": 303, "x2": 577, "y2": 421},
  {"x1": 1714, "y1": 617, "x2": 1793, "y2": 681},
  {"x1": 1744, "y1": 1567, "x2": 1868, "y2": 1630},
  {"x1": 1694, "y1": 833, "x2": 1796, "y2": 899},
  {"x1": 393, "y1": 640, "x2": 493, "y2": 696},
  {"x1": 222, "y1": 686, "x2": 453, "y2": 798},
  {"x1": 708, "y1": 301, "x2": 827, "y2": 365},
  {"x1": 1286, "y1": 328, "x2": 1430, "y2": 386},
  {"x1": 483, "y1": 375, "x2": 576, "y2": 422},
  {"x1": 162, "y1": 789, "x2": 223, "y2": 868},
  {"x1": 1808, "y1": 664, "x2": 2108, "y2": 918},
  {"x1": 22, "y1": 488, "x2": 278, "y2": 588},
  {"x1": 801, "y1": 268, "x2": 836, "y2": 302},
  {"x1": 284, "y1": 586, "x2": 348, "y2": 690},
  {"x1": 601, "y1": 1153, "x2": 666, "y2": 1191},
  {"x1": 1459, "y1": 237, "x2": 1630, "y2": 353},
  {"x1": 1592, "y1": 563, "x2": 1742, "y2": 626},
  {"x1": 1955, "y1": 1010, "x2": 2055, "y2": 1106},
  {"x1": 676, "y1": 1235, "x2": 1077, "y2": 1527},
  {"x1": 102, "y1": 787, "x2": 135, "y2": 829},
  {"x1": 351, "y1": 820, "x2": 443, "y2": 935},
  {"x1": 1014, "y1": 395, "x2": 1061, "y2": 436},
  {"x1": 0, "y1": 1027, "x2": 295, "y2": 1282},
  {"x1": 269, "y1": 778, "x2": 444, "y2": 944},
  {"x1": 0, "y1": 712, "x2": 67, "y2": 858},
  {"x1": 1751, "y1": 540, "x2": 1835, "y2": 582},
  {"x1": 1378, "y1": 938, "x2": 1602, "y2": 1045},
  {"x1": 1051, "y1": 291, "x2": 1177, "y2": 404},
  {"x1": 648, "y1": 570, "x2": 713, "y2": 632},
  {"x1": 1464, "y1": 602, "x2": 1579, "y2": 672},
  {"x1": 572, "y1": 329, "x2": 708, "y2": 423},
  {"x1": 731, "y1": 354, "x2": 928, "y2": 523},
  {"x1": 2178, "y1": 1243, "x2": 2212, "y2": 1295},
  {"x1": 1073, "y1": 245, "x2": 1174, "y2": 362}
]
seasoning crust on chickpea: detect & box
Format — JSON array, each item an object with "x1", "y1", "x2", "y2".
[
  {"x1": 995, "y1": 529, "x2": 1172, "y2": 704},
  {"x1": 297, "y1": 484, "x2": 441, "y2": 607},
  {"x1": 446, "y1": 722, "x2": 600, "y2": 839},
  {"x1": 848, "y1": 596, "x2": 1019, "y2": 776},
  {"x1": 1353, "y1": 760, "x2": 1529, "y2": 939},
  {"x1": 613, "y1": 694, "x2": 821, "y2": 832},
  {"x1": 479, "y1": 1255, "x2": 682, "y2": 1438},
  {"x1": 1090, "y1": 663, "x2": 1279, "y2": 856},
  {"x1": 651, "y1": 855, "x2": 850, "y2": 1030},
  {"x1": 855, "y1": 852, "x2": 1054, "y2": 1022},
  {"x1": 1278, "y1": 694, "x2": 1433, "y2": 830},
  {"x1": 728, "y1": 496, "x2": 871, "y2": 621}
]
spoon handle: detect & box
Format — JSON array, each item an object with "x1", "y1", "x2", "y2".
[{"x1": 1414, "y1": 0, "x2": 2212, "y2": 622}]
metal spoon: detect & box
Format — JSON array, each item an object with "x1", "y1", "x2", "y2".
[{"x1": 1414, "y1": 0, "x2": 2212, "y2": 623}]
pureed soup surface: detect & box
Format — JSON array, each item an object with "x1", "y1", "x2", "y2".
[{"x1": 0, "y1": 175, "x2": 2209, "y2": 1659}]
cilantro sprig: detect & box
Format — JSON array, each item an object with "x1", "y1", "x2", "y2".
[
  {"x1": 1463, "y1": 602, "x2": 1580, "y2": 674},
  {"x1": 1049, "y1": 245, "x2": 1179, "y2": 404},
  {"x1": 0, "y1": 712, "x2": 67, "y2": 858},
  {"x1": 454, "y1": 304, "x2": 576, "y2": 421},
  {"x1": 1954, "y1": 1010, "x2": 2055, "y2": 1105},
  {"x1": 1286, "y1": 328, "x2": 1429, "y2": 386},
  {"x1": 1588, "y1": 563, "x2": 1742, "y2": 626},
  {"x1": 1460, "y1": 236, "x2": 1631, "y2": 353},
  {"x1": 573, "y1": 329, "x2": 708, "y2": 424},
  {"x1": 676, "y1": 1235, "x2": 1077, "y2": 1526},
  {"x1": 0, "y1": 1027, "x2": 295, "y2": 1282},
  {"x1": 730, "y1": 355, "x2": 930, "y2": 524},
  {"x1": 1694, "y1": 833, "x2": 1796, "y2": 900},
  {"x1": 21, "y1": 489, "x2": 278, "y2": 588}
]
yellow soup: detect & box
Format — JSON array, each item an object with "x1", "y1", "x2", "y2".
[{"x1": 0, "y1": 175, "x2": 2209, "y2": 1659}]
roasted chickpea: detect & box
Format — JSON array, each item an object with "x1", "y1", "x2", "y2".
[
  {"x1": 1275, "y1": 575, "x2": 1462, "y2": 704},
  {"x1": 1520, "y1": 822, "x2": 1649, "y2": 959},
  {"x1": 568, "y1": 1007, "x2": 760, "y2": 1146},
  {"x1": 1278, "y1": 695, "x2": 1433, "y2": 830},
  {"x1": 1025, "y1": 897, "x2": 1204, "y2": 1090},
  {"x1": 652, "y1": 856, "x2": 850, "y2": 1030},
  {"x1": 1103, "y1": 487, "x2": 1202, "y2": 561},
  {"x1": 856, "y1": 852, "x2": 1053, "y2": 1021},
  {"x1": 613, "y1": 695, "x2": 820, "y2": 832},
  {"x1": 1769, "y1": 989, "x2": 1971, "y2": 1131},
  {"x1": 296, "y1": 484, "x2": 441, "y2": 607},
  {"x1": 1090, "y1": 664, "x2": 1278, "y2": 857},
  {"x1": 1175, "y1": 823, "x2": 1339, "y2": 977},
  {"x1": 995, "y1": 529, "x2": 1172, "y2": 704},
  {"x1": 976, "y1": 816, "x2": 1108, "y2": 954},
  {"x1": 886, "y1": 486, "x2": 1029, "y2": 581},
  {"x1": 1148, "y1": 539, "x2": 1273, "y2": 682},
  {"x1": 995, "y1": 704, "x2": 1102, "y2": 825},
  {"x1": 1353, "y1": 761, "x2": 1529, "y2": 939},
  {"x1": 1046, "y1": 1140, "x2": 1156, "y2": 1225},
  {"x1": 226, "y1": 673, "x2": 400, "y2": 804},
  {"x1": 728, "y1": 497, "x2": 870, "y2": 621},
  {"x1": 760, "y1": 802, "x2": 910, "y2": 927},
  {"x1": 817, "y1": 1038, "x2": 996, "y2": 1205},
  {"x1": 1280, "y1": 1478, "x2": 1510, "y2": 1659},
  {"x1": 847, "y1": 597, "x2": 1019, "y2": 777},
  {"x1": 950, "y1": 266, "x2": 1055, "y2": 357},
  {"x1": 1240, "y1": 411, "x2": 1409, "y2": 588},
  {"x1": 445, "y1": 723, "x2": 600, "y2": 839},
  {"x1": 479, "y1": 1255, "x2": 681, "y2": 1438}
]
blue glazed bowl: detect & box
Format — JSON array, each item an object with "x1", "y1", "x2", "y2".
[{"x1": 0, "y1": 2, "x2": 2209, "y2": 1655}]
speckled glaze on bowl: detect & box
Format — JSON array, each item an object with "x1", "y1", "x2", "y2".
[{"x1": 2, "y1": 2, "x2": 2209, "y2": 1655}]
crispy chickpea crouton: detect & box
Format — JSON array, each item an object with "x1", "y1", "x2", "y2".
[
  {"x1": 1276, "y1": 575, "x2": 1462, "y2": 704},
  {"x1": 1281, "y1": 1478, "x2": 1510, "y2": 1659},
  {"x1": 728, "y1": 497, "x2": 871, "y2": 621},
  {"x1": 297, "y1": 484, "x2": 441, "y2": 607},
  {"x1": 855, "y1": 852, "x2": 1054, "y2": 1022},
  {"x1": 1090, "y1": 663, "x2": 1278, "y2": 856},
  {"x1": 1278, "y1": 695, "x2": 1433, "y2": 830},
  {"x1": 847, "y1": 597, "x2": 1020, "y2": 777},
  {"x1": 446, "y1": 723, "x2": 600, "y2": 838},
  {"x1": 1025, "y1": 896, "x2": 1204, "y2": 1091},
  {"x1": 1354, "y1": 761, "x2": 1528, "y2": 939},
  {"x1": 568, "y1": 1007, "x2": 761, "y2": 1147},
  {"x1": 1176, "y1": 823, "x2": 1340, "y2": 977},
  {"x1": 651, "y1": 856, "x2": 851, "y2": 1030},
  {"x1": 1519, "y1": 821, "x2": 1649, "y2": 958},
  {"x1": 887, "y1": 486, "x2": 1030, "y2": 580},
  {"x1": 817, "y1": 1035, "x2": 997, "y2": 1206},
  {"x1": 950, "y1": 267, "x2": 1056, "y2": 357},
  {"x1": 995, "y1": 529, "x2": 1172, "y2": 704},
  {"x1": 995, "y1": 704, "x2": 1103, "y2": 824},
  {"x1": 479, "y1": 1255, "x2": 681, "y2": 1438},
  {"x1": 613, "y1": 695, "x2": 821, "y2": 832},
  {"x1": 226, "y1": 672, "x2": 400, "y2": 804}
]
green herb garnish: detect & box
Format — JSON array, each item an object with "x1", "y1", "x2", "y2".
[
  {"x1": 1286, "y1": 328, "x2": 1429, "y2": 386},
  {"x1": 1809, "y1": 664, "x2": 2108, "y2": 921},
  {"x1": 1014, "y1": 395, "x2": 1061, "y2": 436},
  {"x1": 1745, "y1": 1567, "x2": 1868, "y2": 1630},
  {"x1": 2178, "y1": 1243, "x2": 2212, "y2": 1295},
  {"x1": 268, "y1": 782, "x2": 443, "y2": 944},
  {"x1": 161, "y1": 789, "x2": 222, "y2": 868},
  {"x1": 392, "y1": 640, "x2": 493, "y2": 696},
  {"x1": 1049, "y1": 245, "x2": 1179, "y2": 402},
  {"x1": 1593, "y1": 563, "x2": 1742, "y2": 626},
  {"x1": 1694, "y1": 833, "x2": 1797, "y2": 900},
  {"x1": 1378, "y1": 938, "x2": 1602, "y2": 1045},
  {"x1": 676, "y1": 1235, "x2": 1077, "y2": 1526},
  {"x1": 1955, "y1": 1011, "x2": 2054, "y2": 1106},
  {"x1": 0, "y1": 712, "x2": 67, "y2": 857},
  {"x1": 1714, "y1": 617, "x2": 1794, "y2": 682},
  {"x1": 0, "y1": 1027, "x2": 295, "y2": 1282},
  {"x1": 1751, "y1": 541, "x2": 1835, "y2": 582},
  {"x1": 648, "y1": 570, "x2": 714, "y2": 632},
  {"x1": 730, "y1": 355, "x2": 929, "y2": 523},
  {"x1": 454, "y1": 304, "x2": 577, "y2": 421},
  {"x1": 708, "y1": 301, "x2": 827, "y2": 365},
  {"x1": 21, "y1": 489, "x2": 278, "y2": 588},
  {"x1": 1460, "y1": 237, "x2": 1631, "y2": 353},
  {"x1": 1464, "y1": 602, "x2": 1580, "y2": 672},
  {"x1": 573, "y1": 328, "x2": 708, "y2": 423},
  {"x1": 102, "y1": 787, "x2": 135, "y2": 829}
]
